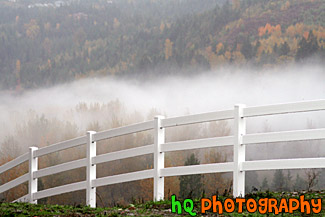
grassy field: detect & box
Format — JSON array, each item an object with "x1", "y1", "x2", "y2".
[{"x1": 1, "y1": 191, "x2": 324, "y2": 216}]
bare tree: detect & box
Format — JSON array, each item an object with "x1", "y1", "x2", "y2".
[{"x1": 305, "y1": 169, "x2": 321, "y2": 191}]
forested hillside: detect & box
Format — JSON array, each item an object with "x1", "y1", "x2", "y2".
[{"x1": 0, "y1": 0, "x2": 324, "y2": 90}]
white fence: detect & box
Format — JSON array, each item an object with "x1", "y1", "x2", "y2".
[{"x1": 1, "y1": 100, "x2": 325, "y2": 207}]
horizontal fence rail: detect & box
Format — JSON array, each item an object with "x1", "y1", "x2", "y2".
[
  {"x1": 161, "y1": 109, "x2": 234, "y2": 128},
  {"x1": 161, "y1": 136, "x2": 233, "y2": 152},
  {"x1": 243, "y1": 100, "x2": 325, "y2": 117},
  {"x1": 0, "y1": 99, "x2": 325, "y2": 207},
  {"x1": 93, "y1": 120, "x2": 154, "y2": 141},
  {"x1": 35, "y1": 136, "x2": 87, "y2": 158},
  {"x1": 0, "y1": 152, "x2": 29, "y2": 174},
  {"x1": 0, "y1": 174, "x2": 29, "y2": 193},
  {"x1": 34, "y1": 181, "x2": 87, "y2": 200},
  {"x1": 243, "y1": 128, "x2": 325, "y2": 144},
  {"x1": 161, "y1": 162, "x2": 234, "y2": 177},
  {"x1": 93, "y1": 169, "x2": 154, "y2": 188},
  {"x1": 242, "y1": 158, "x2": 325, "y2": 171}
]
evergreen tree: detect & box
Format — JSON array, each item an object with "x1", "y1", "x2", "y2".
[
  {"x1": 296, "y1": 31, "x2": 320, "y2": 60},
  {"x1": 272, "y1": 170, "x2": 285, "y2": 191},
  {"x1": 279, "y1": 42, "x2": 290, "y2": 56},
  {"x1": 245, "y1": 171, "x2": 259, "y2": 193},
  {"x1": 260, "y1": 177, "x2": 269, "y2": 191},
  {"x1": 293, "y1": 174, "x2": 307, "y2": 191},
  {"x1": 241, "y1": 37, "x2": 253, "y2": 60},
  {"x1": 179, "y1": 153, "x2": 202, "y2": 199},
  {"x1": 283, "y1": 171, "x2": 292, "y2": 191}
]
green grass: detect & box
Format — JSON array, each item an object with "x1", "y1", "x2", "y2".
[{"x1": 0, "y1": 191, "x2": 324, "y2": 216}]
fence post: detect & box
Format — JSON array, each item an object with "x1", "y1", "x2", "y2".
[
  {"x1": 233, "y1": 104, "x2": 246, "y2": 197},
  {"x1": 29, "y1": 147, "x2": 38, "y2": 204},
  {"x1": 154, "y1": 115, "x2": 165, "y2": 201},
  {"x1": 86, "y1": 131, "x2": 96, "y2": 207}
]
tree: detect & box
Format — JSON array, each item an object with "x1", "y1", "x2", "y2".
[
  {"x1": 24, "y1": 19, "x2": 40, "y2": 40},
  {"x1": 241, "y1": 38, "x2": 253, "y2": 60},
  {"x1": 42, "y1": 38, "x2": 52, "y2": 56},
  {"x1": 202, "y1": 149, "x2": 226, "y2": 196},
  {"x1": 159, "y1": 21, "x2": 165, "y2": 32},
  {"x1": 113, "y1": 18, "x2": 120, "y2": 29},
  {"x1": 286, "y1": 25, "x2": 296, "y2": 37},
  {"x1": 164, "y1": 39, "x2": 173, "y2": 60},
  {"x1": 293, "y1": 174, "x2": 307, "y2": 191},
  {"x1": 231, "y1": 0, "x2": 240, "y2": 11},
  {"x1": 305, "y1": 169, "x2": 321, "y2": 191},
  {"x1": 216, "y1": 42, "x2": 224, "y2": 55},
  {"x1": 279, "y1": 42, "x2": 290, "y2": 56},
  {"x1": 15, "y1": 59, "x2": 21, "y2": 90},
  {"x1": 272, "y1": 170, "x2": 285, "y2": 191},
  {"x1": 260, "y1": 177, "x2": 269, "y2": 191},
  {"x1": 179, "y1": 153, "x2": 202, "y2": 199},
  {"x1": 73, "y1": 28, "x2": 86, "y2": 47},
  {"x1": 246, "y1": 171, "x2": 259, "y2": 193},
  {"x1": 296, "y1": 31, "x2": 320, "y2": 60},
  {"x1": 283, "y1": 171, "x2": 292, "y2": 191}
]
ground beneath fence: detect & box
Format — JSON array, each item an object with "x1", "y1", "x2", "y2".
[{"x1": 1, "y1": 191, "x2": 324, "y2": 216}]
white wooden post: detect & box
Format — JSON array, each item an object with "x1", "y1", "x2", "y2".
[
  {"x1": 86, "y1": 131, "x2": 96, "y2": 207},
  {"x1": 233, "y1": 104, "x2": 246, "y2": 197},
  {"x1": 29, "y1": 147, "x2": 38, "y2": 204},
  {"x1": 154, "y1": 115, "x2": 165, "y2": 201}
]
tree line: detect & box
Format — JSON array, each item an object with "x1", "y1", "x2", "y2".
[{"x1": 0, "y1": 0, "x2": 324, "y2": 90}]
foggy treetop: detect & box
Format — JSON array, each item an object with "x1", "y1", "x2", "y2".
[{"x1": 0, "y1": 0, "x2": 324, "y2": 90}]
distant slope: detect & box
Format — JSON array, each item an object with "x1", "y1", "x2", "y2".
[{"x1": 0, "y1": 0, "x2": 323, "y2": 90}]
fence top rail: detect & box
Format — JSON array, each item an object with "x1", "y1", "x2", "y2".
[
  {"x1": 35, "y1": 136, "x2": 87, "y2": 157},
  {"x1": 243, "y1": 99, "x2": 325, "y2": 117},
  {"x1": 161, "y1": 109, "x2": 234, "y2": 128},
  {"x1": 0, "y1": 152, "x2": 29, "y2": 174},
  {"x1": 93, "y1": 120, "x2": 154, "y2": 142}
]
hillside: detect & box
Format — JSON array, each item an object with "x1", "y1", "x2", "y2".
[{"x1": 0, "y1": 0, "x2": 324, "y2": 90}]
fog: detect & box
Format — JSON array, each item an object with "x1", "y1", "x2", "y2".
[{"x1": 1, "y1": 63, "x2": 325, "y2": 149}]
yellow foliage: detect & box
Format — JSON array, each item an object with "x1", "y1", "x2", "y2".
[
  {"x1": 159, "y1": 21, "x2": 165, "y2": 32},
  {"x1": 216, "y1": 43, "x2": 224, "y2": 54},
  {"x1": 231, "y1": 0, "x2": 240, "y2": 11},
  {"x1": 225, "y1": 51, "x2": 231, "y2": 60},
  {"x1": 24, "y1": 19, "x2": 40, "y2": 40},
  {"x1": 42, "y1": 37, "x2": 52, "y2": 55},
  {"x1": 44, "y1": 22, "x2": 51, "y2": 32},
  {"x1": 47, "y1": 59, "x2": 51, "y2": 69},
  {"x1": 295, "y1": 23, "x2": 304, "y2": 35},
  {"x1": 273, "y1": 24, "x2": 281, "y2": 37},
  {"x1": 113, "y1": 18, "x2": 120, "y2": 29},
  {"x1": 16, "y1": 59, "x2": 21, "y2": 76},
  {"x1": 286, "y1": 25, "x2": 296, "y2": 37},
  {"x1": 303, "y1": 31, "x2": 309, "y2": 40},
  {"x1": 164, "y1": 38, "x2": 173, "y2": 60},
  {"x1": 236, "y1": 43, "x2": 242, "y2": 52},
  {"x1": 232, "y1": 51, "x2": 245, "y2": 64},
  {"x1": 281, "y1": 1, "x2": 290, "y2": 10},
  {"x1": 259, "y1": 23, "x2": 282, "y2": 37}
]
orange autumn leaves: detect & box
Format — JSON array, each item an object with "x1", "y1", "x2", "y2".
[{"x1": 258, "y1": 23, "x2": 282, "y2": 37}]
